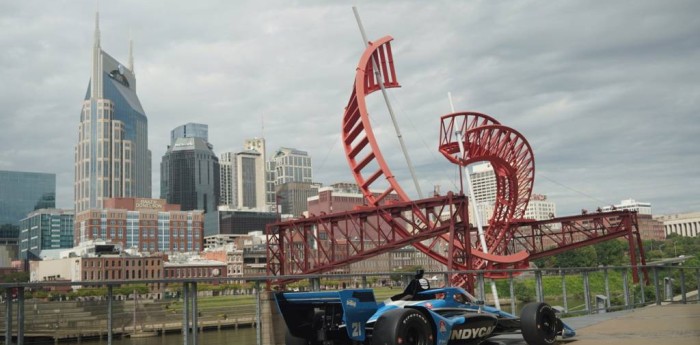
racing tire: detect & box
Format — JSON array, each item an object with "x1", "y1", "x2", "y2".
[
  {"x1": 520, "y1": 302, "x2": 558, "y2": 345},
  {"x1": 371, "y1": 308, "x2": 433, "y2": 345}
]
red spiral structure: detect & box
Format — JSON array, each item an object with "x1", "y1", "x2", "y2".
[
  {"x1": 342, "y1": 36, "x2": 529, "y2": 282},
  {"x1": 438, "y1": 112, "x2": 535, "y2": 271}
]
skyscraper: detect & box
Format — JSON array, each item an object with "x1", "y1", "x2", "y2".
[
  {"x1": 276, "y1": 182, "x2": 321, "y2": 216},
  {"x1": 235, "y1": 150, "x2": 266, "y2": 210},
  {"x1": 171, "y1": 123, "x2": 209, "y2": 146},
  {"x1": 75, "y1": 13, "x2": 151, "y2": 213},
  {"x1": 243, "y1": 138, "x2": 272, "y2": 211},
  {"x1": 219, "y1": 152, "x2": 236, "y2": 207},
  {"x1": 161, "y1": 133, "x2": 220, "y2": 213},
  {"x1": 244, "y1": 138, "x2": 265, "y2": 159},
  {"x1": 271, "y1": 147, "x2": 313, "y2": 185},
  {"x1": 469, "y1": 162, "x2": 497, "y2": 204},
  {"x1": 219, "y1": 138, "x2": 267, "y2": 211}
]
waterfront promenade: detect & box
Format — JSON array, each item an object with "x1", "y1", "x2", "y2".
[
  {"x1": 490, "y1": 303, "x2": 700, "y2": 345},
  {"x1": 564, "y1": 303, "x2": 700, "y2": 345}
]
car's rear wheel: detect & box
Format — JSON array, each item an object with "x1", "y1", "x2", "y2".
[
  {"x1": 520, "y1": 302, "x2": 558, "y2": 345},
  {"x1": 371, "y1": 309, "x2": 433, "y2": 345}
]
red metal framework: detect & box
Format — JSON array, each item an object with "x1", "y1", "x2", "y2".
[
  {"x1": 342, "y1": 36, "x2": 406, "y2": 204},
  {"x1": 266, "y1": 201, "x2": 648, "y2": 289},
  {"x1": 438, "y1": 113, "x2": 535, "y2": 272},
  {"x1": 265, "y1": 34, "x2": 648, "y2": 290},
  {"x1": 339, "y1": 36, "x2": 525, "y2": 283},
  {"x1": 509, "y1": 210, "x2": 649, "y2": 282},
  {"x1": 267, "y1": 193, "x2": 470, "y2": 284}
]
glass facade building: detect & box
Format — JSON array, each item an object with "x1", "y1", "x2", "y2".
[
  {"x1": 171, "y1": 123, "x2": 209, "y2": 146},
  {"x1": 161, "y1": 137, "x2": 220, "y2": 213},
  {"x1": 19, "y1": 209, "x2": 74, "y2": 259},
  {"x1": 0, "y1": 170, "x2": 56, "y2": 226},
  {"x1": 205, "y1": 210, "x2": 280, "y2": 236},
  {"x1": 75, "y1": 13, "x2": 151, "y2": 213}
]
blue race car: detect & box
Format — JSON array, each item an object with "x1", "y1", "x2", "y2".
[{"x1": 275, "y1": 271, "x2": 575, "y2": 345}]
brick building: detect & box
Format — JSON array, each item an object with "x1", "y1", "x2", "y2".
[
  {"x1": 74, "y1": 198, "x2": 204, "y2": 253},
  {"x1": 29, "y1": 241, "x2": 165, "y2": 291}
]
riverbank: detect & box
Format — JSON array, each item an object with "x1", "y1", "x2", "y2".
[{"x1": 4, "y1": 317, "x2": 256, "y2": 344}]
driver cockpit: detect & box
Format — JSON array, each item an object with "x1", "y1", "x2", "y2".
[{"x1": 390, "y1": 269, "x2": 430, "y2": 301}]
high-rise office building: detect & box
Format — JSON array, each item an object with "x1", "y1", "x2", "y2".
[
  {"x1": 0, "y1": 170, "x2": 56, "y2": 226},
  {"x1": 171, "y1": 123, "x2": 208, "y2": 146},
  {"x1": 244, "y1": 138, "x2": 274, "y2": 211},
  {"x1": 235, "y1": 150, "x2": 266, "y2": 210},
  {"x1": 75, "y1": 13, "x2": 151, "y2": 213},
  {"x1": 469, "y1": 162, "x2": 497, "y2": 204},
  {"x1": 271, "y1": 147, "x2": 313, "y2": 185},
  {"x1": 219, "y1": 152, "x2": 236, "y2": 207},
  {"x1": 467, "y1": 163, "x2": 558, "y2": 223},
  {"x1": 219, "y1": 150, "x2": 266, "y2": 210},
  {"x1": 266, "y1": 160, "x2": 277, "y2": 212},
  {"x1": 19, "y1": 209, "x2": 74, "y2": 259},
  {"x1": 161, "y1": 136, "x2": 220, "y2": 213},
  {"x1": 524, "y1": 194, "x2": 557, "y2": 220},
  {"x1": 244, "y1": 138, "x2": 265, "y2": 159},
  {"x1": 276, "y1": 182, "x2": 321, "y2": 217},
  {"x1": 219, "y1": 138, "x2": 267, "y2": 211}
]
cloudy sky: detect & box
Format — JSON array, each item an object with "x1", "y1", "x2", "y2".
[{"x1": 1, "y1": 0, "x2": 698, "y2": 216}]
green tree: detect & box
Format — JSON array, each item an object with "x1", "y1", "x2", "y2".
[
  {"x1": 513, "y1": 280, "x2": 534, "y2": 303},
  {"x1": 594, "y1": 239, "x2": 627, "y2": 266},
  {"x1": 553, "y1": 245, "x2": 597, "y2": 268},
  {"x1": 0, "y1": 271, "x2": 29, "y2": 283}
]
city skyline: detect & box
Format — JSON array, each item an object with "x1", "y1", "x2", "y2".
[{"x1": 1, "y1": 1, "x2": 698, "y2": 216}]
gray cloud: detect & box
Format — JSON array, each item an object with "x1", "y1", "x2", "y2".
[{"x1": 1, "y1": 0, "x2": 698, "y2": 217}]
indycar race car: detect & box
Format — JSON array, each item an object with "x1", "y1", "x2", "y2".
[{"x1": 275, "y1": 271, "x2": 575, "y2": 345}]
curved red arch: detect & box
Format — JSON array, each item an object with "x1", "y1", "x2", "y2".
[
  {"x1": 439, "y1": 113, "x2": 535, "y2": 267},
  {"x1": 342, "y1": 37, "x2": 531, "y2": 282}
]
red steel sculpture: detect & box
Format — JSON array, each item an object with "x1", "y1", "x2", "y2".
[
  {"x1": 341, "y1": 36, "x2": 528, "y2": 280},
  {"x1": 438, "y1": 112, "x2": 535, "y2": 275},
  {"x1": 266, "y1": 35, "x2": 648, "y2": 290}
]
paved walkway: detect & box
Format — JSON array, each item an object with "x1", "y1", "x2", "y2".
[
  {"x1": 489, "y1": 303, "x2": 700, "y2": 345},
  {"x1": 564, "y1": 303, "x2": 700, "y2": 345}
]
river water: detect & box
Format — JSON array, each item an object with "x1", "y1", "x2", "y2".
[{"x1": 24, "y1": 328, "x2": 258, "y2": 345}]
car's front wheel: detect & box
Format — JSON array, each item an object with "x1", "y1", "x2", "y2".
[
  {"x1": 520, "y1": 302, "x2": 558, "y2": 345},
  {"x1": 371, "y1": 309, "x2": 433, "y2": 345}
]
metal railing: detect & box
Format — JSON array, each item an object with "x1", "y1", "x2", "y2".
[{"x1": 1, "y1": 265, "x2": 697, "y2": 345}]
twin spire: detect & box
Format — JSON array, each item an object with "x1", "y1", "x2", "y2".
[{"x1": 93, "y1": 11, "x2": 134, "y2": 73}]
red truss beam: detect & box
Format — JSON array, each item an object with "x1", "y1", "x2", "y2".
[
  {"x1": 267, "y1": 193, "x2": 481, "y2": 289},
  {"x1": 509, "y1": 210, "x2": 649, "y2": 283}
]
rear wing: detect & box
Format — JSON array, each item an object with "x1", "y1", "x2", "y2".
[{"x1": 275, "y1": 289, "x2": 378, "y2": 341}]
